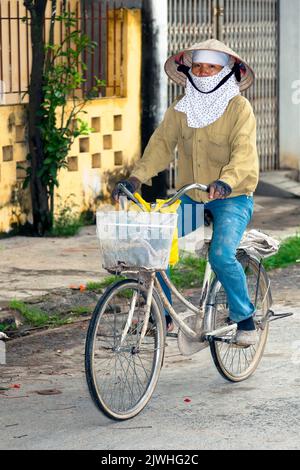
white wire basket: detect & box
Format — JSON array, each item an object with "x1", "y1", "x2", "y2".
[{"x1": 96, "y1": 210, "x2": 178, "y2": 270}]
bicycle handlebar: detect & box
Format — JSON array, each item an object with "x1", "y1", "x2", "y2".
[
  {"x1": 162, "y1": 183, "x2": 208, "y2": 207},
  {"x1": 117, "y1": 182, "x2": 209, "y2": 210},
  {"x1": 116, "y1": 183, "x2": 146, "y2": 211}
]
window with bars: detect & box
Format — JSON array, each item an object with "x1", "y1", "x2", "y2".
[{"x1": 0, "y1": 0, "x2": 127, "y2": 105}]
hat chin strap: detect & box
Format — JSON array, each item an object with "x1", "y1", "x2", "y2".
[{"x1": 176, "y1": 62, "x2": 241, "y2": 94}]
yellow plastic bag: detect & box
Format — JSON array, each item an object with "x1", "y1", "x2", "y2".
[{"x1": 128, "y1": 193, "x2": 181, "y2": 266}]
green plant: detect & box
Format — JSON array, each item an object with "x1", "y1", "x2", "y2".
[
  {"x1": 9, "y1": 300, "x2": 66, "y2": 328},
  {"x1": 80, "y1": 209, "x2": 95, "y2": 226},
  {"x1": 118, "y1": 289, "x2": 134, "y2": 299},
  {"x1": 263, "y1": 233, "x2": 300, "y2": 270},
  {"x1": 0, "y1": 322, "x2": 12, "y2": 333},
  {"x1": 70, "y1": 306, "x2": 93, "y2": 316},
  {"x1": 86, "y1": 276, "x2": 126, "y2": 292},
  {"x1": 50, "y1": 193, "x2": 82, "y2": 237},
  {"x1": 22, "y1": 8, "x2": 105, "y2": 233},
  {"x1": 170, "y1": 253, "x2": 206, "y2": 289}
]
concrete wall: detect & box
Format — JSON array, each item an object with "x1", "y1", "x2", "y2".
[
  {"x1": 0, "y1": 105, "x2": 31, "y2": 232},
  {"x1": 0, "y1": 8, "x2": 142, "y2": 233},
  {"x1": 150, "y1": 0, "x2": 168, "y2": 124},
  {"x1": 279, "y1": 0, "x2": 300, "y2": 171}
]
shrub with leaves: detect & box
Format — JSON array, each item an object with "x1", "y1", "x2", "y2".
[
  {"x1": 50, "y1": 193, "x2": 82, "y2": 237},
  {"x1": 23, "y1": 11, "x2": 105, "y2": 229}
]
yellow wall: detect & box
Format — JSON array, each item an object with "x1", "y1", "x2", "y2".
[
  {"x1": 0, "y1": 105, "x2": 31, "y2": 232},
  {"x1": 0, "y1": 9, "x2": 141, "y2": 233}
]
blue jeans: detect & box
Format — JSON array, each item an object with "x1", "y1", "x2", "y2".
[{"x1": 157, "y1": 194, "x2": 255, "y2": 323}]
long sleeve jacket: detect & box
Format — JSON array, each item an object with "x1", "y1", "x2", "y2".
[{"x1": 131, "y1": 95, "x2": 259, "y2": 203}]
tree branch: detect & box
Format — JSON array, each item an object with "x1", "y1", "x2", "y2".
[
  {"x1": 23, "y1": 0, "x2": 34, "y2": 10},
  {"x1": 23, "y1": 1, "x2": 36, "y2": 21},
  {"x1": 45, "y1": 0, "x2": 57, "y2": 71},
  {"x1": 34, "y1": 0, "x2": 48, "y2": 18}
]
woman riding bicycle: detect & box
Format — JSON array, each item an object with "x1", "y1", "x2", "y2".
[{"x1": 113, "y1": 38, "x2": 259, "y2": 347}]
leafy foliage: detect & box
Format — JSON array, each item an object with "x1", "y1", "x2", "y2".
[
  {"x1": 50, "y1": 194, "x2": 82, "y2": 237},
  {"x1": 9, "y1": 300, "x2": 66, "y2": 328},
  {"x1": 263, "y1": 233, "x2": 300, "y2": 270},
  {"x1": 170, "y1": 253, "x2": 206, "y2": 289},
  {"x1": 23, "y1": 11, "x2": 105, "y2": 226}
]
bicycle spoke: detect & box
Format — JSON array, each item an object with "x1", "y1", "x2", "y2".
[
  {"x1": 220, "y1": 339, "x2": 234, "y2": 366},
  {"x1": 237, "y1": 349, "x2": 242, "y2": 374},
  {"x1": 117, "y1": 353, "x2": 136, "y2": 409},
  {"x1": 241, "y1": 346, "x2": 251, "y2": 368},
  {"x1": 120, "y1": 352, "x2": 147, "y2": 398}
]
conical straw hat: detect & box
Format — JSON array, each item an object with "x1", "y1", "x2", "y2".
[{"x1": 165, "y1": 39, "x2": 254, "y2": 92}]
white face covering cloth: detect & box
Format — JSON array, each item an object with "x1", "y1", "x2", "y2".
[{"x1": 174, "y1": 65, "x2": 240, "y2": 128}]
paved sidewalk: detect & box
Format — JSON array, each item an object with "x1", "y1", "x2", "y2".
[
  {"x1": 0, "y1": 195, "x2": 299, "y2": 303},
  {"x1": 0, "y1": 226, "x2": 105, "y2": 303}
]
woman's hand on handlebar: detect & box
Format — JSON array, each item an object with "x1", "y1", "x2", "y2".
[
  {"x1": 207, "y1": 180, "x2": 232, "y2": 200},
  {"x1": 111, "y1": 176, "x2": 141, "y2": 202}
]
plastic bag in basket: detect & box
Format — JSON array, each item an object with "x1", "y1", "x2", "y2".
[{"x1": 128, "y1": 193, "x2": 181, "y2": 266}]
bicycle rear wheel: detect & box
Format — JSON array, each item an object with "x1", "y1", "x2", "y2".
[
  {"x1": 85, "y1": 278, "x2": 165, "y2": 420},
  {"x1": 209, "y1": 252, "x2": 271, "y2": 382}
]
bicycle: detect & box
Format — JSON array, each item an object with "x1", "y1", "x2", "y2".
[{"x1": 85, "y1": 183, "x2": 292, "y2": 421}]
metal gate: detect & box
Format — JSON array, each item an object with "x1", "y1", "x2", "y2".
[{"x1": 167, "y1": 0, "x2": 279, "y2": 186}]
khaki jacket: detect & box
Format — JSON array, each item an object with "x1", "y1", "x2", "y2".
[{"x1": 131, "y1": 95, "x2": 259, "y2": 203}]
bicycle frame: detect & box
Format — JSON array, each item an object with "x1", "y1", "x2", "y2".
[
  {"x1": 115, "y1": 181, "x2": 240, "y2": 344},
  {"x1": 119, "y1": 256, "x2": 237, "y2": 348},
  {"x1": 115, "y1": 181, "x2": 289, "y2": 344},
  {"x1": 154, "y1": 261, "x2": 237, "y2": 341}
]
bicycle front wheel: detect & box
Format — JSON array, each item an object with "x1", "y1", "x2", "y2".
[
  {"x1": 85, "y1": 278, "x2": 165, "y2": 421},
  {"x1": 209, "y1": 252, "x2": 271, "y2": 382}
]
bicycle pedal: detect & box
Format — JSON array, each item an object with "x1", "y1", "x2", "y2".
[
  {"x1": 166, "y1": 332, "x2": 178, "y2": 338},
  {"x1": 209, "y1": 335, "x2": 251, "y2": 348},
  {"x1": 267, "y1": 310, "x2": 294, "y2": 323},
  {"x1": 208, "y1": 335, "x2": 232, "y2": 344}
]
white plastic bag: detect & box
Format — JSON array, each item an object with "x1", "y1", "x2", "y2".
[{"x1": 239, "y1": 229, "x2": 280, "y2": 259}]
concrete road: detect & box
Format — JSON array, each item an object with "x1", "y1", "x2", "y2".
[{"x1": 1, "y1": 303, "x2": 299, "y2": 450}]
